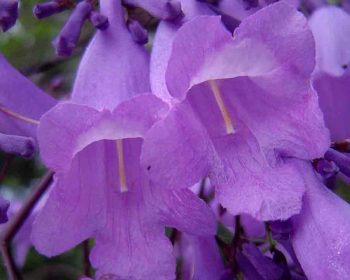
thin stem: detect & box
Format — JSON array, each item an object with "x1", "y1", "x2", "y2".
[
  {"x1": 265, "y1": 223, "x2": 277, "y2": 252},
  {"x1": 0, "y1": 171, "x2": 54, "y2": 280},
  {"x1": 83, "y1": 240, "x2": 91, "y2": 277}
]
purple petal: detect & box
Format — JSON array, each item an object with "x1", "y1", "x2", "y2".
[
  {"x1": 291, "y1": 160, "x2": 350, "y2": 279},
  {"x1": 167, "y1": 3, "x2": 314, "y2": 99},
  {"x1": 309, "y1": 6, "x2": 350, "y2": 76},
  {"x1": 38, "y1": 95, "x2": 168, "y2": 172},
  {"x1": 90, "y1": 198, "x2": 175, "y2": 279},
  {"x1": 209, "y1": 124, "x2": 306, "y2": 221},
  {"x1": 141, "y1": 101, "x2": 215, "y2": 190},
  {"x1": 150, "y1": 0, "x2": 214, "y2": 103},
  {"x1": 0, "y1": 54, "x2": 56, "y2": 138},
  {"x1": 165, "y1": 4, "x2": 329, "y2": 159},
  {"x1": 313, "y1": 72, "x2": 350, "y2": 140},
  {"x1": 180, "y1": 235, "x2": 225, "y2": 280},
  {"x1": 241, "y1": 214, "x2": 265, "y2": 238},
  {"x1": 151, "y1": 188, "x2": 217, "y2": 236},
  {"x1": 32, "y1": 142, "x2": 107, "y2": 256},
  {"x1": 71, "y1": 0, "x2": 150, "y2": 111},
  {"x1": 241, "y1": 243, "x2": 284, "y2": 279}
]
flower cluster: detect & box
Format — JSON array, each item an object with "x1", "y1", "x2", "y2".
[{"x1": 1, "y1": 0, "x2": 350, "y2": 279}]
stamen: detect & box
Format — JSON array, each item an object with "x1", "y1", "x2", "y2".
[
  {"x1": 116, "y1": 139, "x2": 128, "y2": 193},
  {"x1": 0, "y1": 105, "x2": 40, "y2": 125},
  {"x1": 209, "y1": 80, "x2": 235, "y2": 134}
]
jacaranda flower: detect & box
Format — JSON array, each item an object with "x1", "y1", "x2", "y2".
[
  {"x1": 31, "y1": 0, "x2": 216, "y2": 278},
  {"x1": 142, "y1": 2, "x2": 330, "y2": 221}
]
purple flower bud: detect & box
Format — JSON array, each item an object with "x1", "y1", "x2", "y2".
[
  {"x1": 0, "y1": 133, "x2": 35, "y2": 158},
  {"x1": 243, "y1": 0, "x2": 259, "y2": 10},
  {"x1": 324, "y1": 148, "x2": 350, "y2": 178},
  {"x1": 238, "y1": 243, "x2": 284, "y2": 279},
  {"x1": 269, "y1": 220, "x2": 292, "y2": 241},
  {"x1": 313, "y1": 158, "x2": 339, "y2": 179},
  {"x1": 0, "y1": 196, "x2": 9, "y2": 224},
  {"x1": 33, "y1": 1, "x2": 65, "y2": 19},
  {"x1": 52, "y1": 0, "x2": 92, "y2": 57},
  {"x1": 89, "y1": 11, "x2": 109, "y2": 30},
  {"x1": 127, "y1": 19, "x2": 148, "y2": 45},
  {"x1": 0, "y1": 0, "x2": 18, "y2": 32},
  {"x1": 163, "y1": 1, "x2": 183, "y2": 20}
]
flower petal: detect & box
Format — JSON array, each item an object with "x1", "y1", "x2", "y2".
[
  {"x1": 151, "y1": 188, "x2": 217, "y2": 236},
  {"x1": 38, "y1": 95, "x2": 167, "y2": 172},
  {"x1": 309, "y1": 6, "x2": 350, "y2": 76},
  {"x1": 291, "y1": 160, "x2": 350, "y2": 279},
  {"x1": 150, "y1": 0, "x2": 213, "y2": 102},
  {"x1": 0, "y1": 54, "x2": 56, "y2": 138},
  {"x1": 313, "y1": 72, "x2": 350, "y2": 140},
  {"x1": 141, "y1": 101, "x2": 216, "y2": 190},
  {"x1": 166, "y1": 2, "x2": 315, "y2": 101},
  {"x1": 32, "y1": 142, "x2": 107, "y2": 256},
  {"x1": 71, "y1": 0, "x2": 150, "y2": 110},
  {"x1": 90, "y1": 186, "x2": 175, "y2": 279},
  {"x1": 180, "y1": 235, "x2": 225, "y2": 280},
  {"x1": 210, "y1": 126, "x2": 306, "y2": 221}
]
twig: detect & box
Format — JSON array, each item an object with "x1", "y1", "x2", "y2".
[
  {"x1": 83, "y1": 240, "x2": 92, "y2": 277},
  {"x1": 0, "y1": 171, "x2": 54, "y2": 280}
]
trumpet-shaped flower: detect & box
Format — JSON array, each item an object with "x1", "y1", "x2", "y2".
[
  {"x1": 31, "y1": 0, "x2": 216, "y2": 278},
  {"x1": 143, "y1": 2, "x2": 329, "y2": 221}
]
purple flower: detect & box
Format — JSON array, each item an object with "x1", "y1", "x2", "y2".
[
  {"x1": 309, "y1": 6, "x2": 350, "y2": 141},
  {"x1": 176, "y1": 234, "x2": 225, "y2": 280},
  {"x1": 0, "y1": 0, "x2": 18, "y2": 32},
  {"x1": 291, "y1": 160, "x2": 350, "y2": 278},
  {"x1": 143, "y1": 2, "x2": 329, "y2": 221},
  {"x1": 31, "y1": 1, "x2": 216, "y2": 278}
]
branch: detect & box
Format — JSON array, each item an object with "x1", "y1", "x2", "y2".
[{"x1": 0, "y1": 171, "x2": 54, "y2": 280}]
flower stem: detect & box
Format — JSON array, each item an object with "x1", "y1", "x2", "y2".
[{"x1": 0, "y1": 171, "x2": 53, "y2": 280}]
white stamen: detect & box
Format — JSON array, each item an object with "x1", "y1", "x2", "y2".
[
  {"x1": 116, "y1": 139, "x2": 128, "y2": 193},
  {"x1": 209, "y1": 80, "x2": 235, "y2": 134},
  {"x1": 0, "y1": 105, "x2": 40, "y2": 125}
]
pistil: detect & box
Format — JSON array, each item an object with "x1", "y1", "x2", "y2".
[
  {"x1": 209, "y1": 80, "x2": 235, "y2": 134},
  {"x1": 0, "y1": 105, "x2": 40, "y2": 125},
  {"x1": 116, "y1": 139, "x2": 128, "y2": 193}
]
